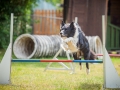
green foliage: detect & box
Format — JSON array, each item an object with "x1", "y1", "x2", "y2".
[
  {"x1": 45, "y1": 0, "x2": 63, "y2": 7},
  {"x1": 0, "y1": 0, "x2": 38, "y2": 49}
]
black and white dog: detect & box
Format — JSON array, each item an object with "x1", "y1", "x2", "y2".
[{"x1": 60, "y1": 21, "x2": 97, "y2": 74}]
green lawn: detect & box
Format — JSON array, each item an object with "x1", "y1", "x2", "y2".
[{"x1": 0, "y1": 49, "x2": 120, "y2": 90}]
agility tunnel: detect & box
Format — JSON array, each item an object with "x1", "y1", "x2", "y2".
[
  {"x1": 13, "y1": 34, "x2": 63, "y2": 59},
  {"x1": 13, "y1": 34, "x2": 103, "y2": 59}
]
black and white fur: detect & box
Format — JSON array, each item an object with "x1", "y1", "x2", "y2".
[{"x1": 60, "y1": 21, "x2": 97, "y2": 74}]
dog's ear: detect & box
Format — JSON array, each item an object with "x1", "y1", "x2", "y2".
[
  {"x1": 70, "y1": 22, "x2": 74, "y2": 30},
  {"x1": 60, "y1": 21, "x2": 65, "y2": 29}
]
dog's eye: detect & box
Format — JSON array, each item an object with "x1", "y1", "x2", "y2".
[{"x1": 61, "y1": 28, "x2": 64, "y2": 30}]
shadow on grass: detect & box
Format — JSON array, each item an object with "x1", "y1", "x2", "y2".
[
  {"x1": 12, "y1": 62, "x2": 50, "y2": 68},
  {"x1": 11, "y1": 62, "x2": 71, "y2": 69},
  {"x1": 76, "y1": 83, "x2": 102, "y2": 90},
  {"x1": 76, "y1": 83, "x2": 120, "y2": 90}
]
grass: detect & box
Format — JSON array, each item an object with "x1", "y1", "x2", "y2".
[{"x1": 0, "y1": 49, "x2": 120, "y2": 90}]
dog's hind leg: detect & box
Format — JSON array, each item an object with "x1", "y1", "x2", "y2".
[
  {"x1": 86, "y1": 50, "x2": 96, "y2": 74},
  {"x1": 86, "y1": 63, "x2": 90, "y2": 74},
  {"x1": 84, "y1": 52, "x2": 90, "y2": 74},
  {"x1": 78, "y1": 57, "x2": 82, "y2": 70}
]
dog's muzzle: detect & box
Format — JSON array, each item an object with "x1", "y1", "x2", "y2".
[
  {"x1": 60, "y1": 32, "x2": 63, "y2": 36},
  {"x1": 60, "y1": 30, "x2": 64, "y2": 37}
]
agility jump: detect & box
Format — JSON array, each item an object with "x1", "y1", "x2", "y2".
[
  {"x1": 0, "y1": 13, "x2": 120, "y2": 89},
  {"x1": 12, "y1": 59, "x2": 103, "y2": 63}
]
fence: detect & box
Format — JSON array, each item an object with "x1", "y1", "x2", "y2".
[
  {"x1": 33, "y1": 10, "x2": 63, "y2": 35},
  {"x1": 106, "y1": 20, "x2": 120, "y2": 50}
]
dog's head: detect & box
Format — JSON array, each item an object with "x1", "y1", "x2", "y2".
[{"x1": 60, "y1": 21, "x2": 76, "y2": 37}]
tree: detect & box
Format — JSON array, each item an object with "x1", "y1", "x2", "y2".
[
  {"x1": 45, "y1": 0, "x2": 63, "y2": 9},
  {"x1": 0, "y1": 0, "x2": 38, "y2": 49}
]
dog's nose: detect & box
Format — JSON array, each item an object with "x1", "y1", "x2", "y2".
[
  {"x1": 60, "y1": 32, "x2": 62, "y2": 35},
  {"x1": 60, "y1": 32, "x2": 63, "y2": 36},
  {"x1": 60, "y1": 32, "x2": 62, "y2": 34}
]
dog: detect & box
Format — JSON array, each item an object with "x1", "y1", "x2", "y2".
[{"x1": 60, "y1": 21, "x2": 97, "y2": 74}]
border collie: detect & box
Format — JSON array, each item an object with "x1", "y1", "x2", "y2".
[{"x1": 60, "y1": 21, "x2": 97, "y2": 74}]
